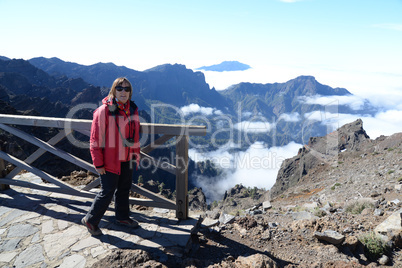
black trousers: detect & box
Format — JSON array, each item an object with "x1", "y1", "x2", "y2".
[{"x1": 85, "y1": 161, "x2": 134, "y2": 226}]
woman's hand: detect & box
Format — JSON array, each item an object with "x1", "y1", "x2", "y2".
[{"x1": 96, "y1": 167, "x2": 106, "y2": 175}]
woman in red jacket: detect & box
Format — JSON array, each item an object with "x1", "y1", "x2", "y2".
[{"x1": 82, "y1": 77, "x2": 141, "y2": 236}]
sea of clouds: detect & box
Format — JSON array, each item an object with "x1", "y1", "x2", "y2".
[
  {"x1": 189, "y1": 141, "x2": 302, "y2": 202},
  {"x1": 184, "y1": 65, "x2": 402, "y2": 202}
]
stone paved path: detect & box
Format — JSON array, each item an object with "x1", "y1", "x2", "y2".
[{"x1": 0, "y1": 173, "x2": 200, "y2": 268}]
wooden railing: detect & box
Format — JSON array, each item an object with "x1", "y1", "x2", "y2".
[{"x1": 0, "y1": 114, "x2": 206, "y2": 219}]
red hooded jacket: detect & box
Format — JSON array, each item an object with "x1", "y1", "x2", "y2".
[{"x1": 90, "y1": 97, "x2": 141, "y2": 175}]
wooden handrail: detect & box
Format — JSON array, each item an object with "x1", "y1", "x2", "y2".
[
  {"x1": 0, "y1": 113, "x2": 206, "y2": 219},
  {"x1": 0, "y1": 114, "x2": 207, "y2": 136}
]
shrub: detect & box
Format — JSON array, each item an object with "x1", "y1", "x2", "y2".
[
  {"x1": 210, "y1": 200, "x2": 218, "y2": 208},
  {"x1": 345, "y1": 200, "x2": 373, "y2": 214},
  {"x1": 359, "y1": 232, "x2": 390, "y2": 261},
  {"x1": 158, "y1": 182, "x2": 165, "y2": 192},
  {"x1": 250, "y1": 187, "x2": 258, "y2": 199},
  {"x1": 331, "y1": 183, "x2": 341, "y2": 191},
  {"x1": 137, "y1": 175, "x2": 143, "y2": 185},
  {"x1": 313, "y1": 208, "x2": 327, "y2": 218}
]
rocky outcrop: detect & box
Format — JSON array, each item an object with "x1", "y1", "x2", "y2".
[
  {"x1": 234, "y1": 254, "x2": 279, "y2": 268},
  {"x1": 270, "y1": 119, "x2": 371, "y2": 198},
  {"x1": 92, "y1": 249, "x2": 167, "y2": 268},
  {"x1": 70, "y1": 85, "x2": 103, "y2": 106},
  {"x1": 188, "y1": 187, "x2": 208, "y2": 211}
]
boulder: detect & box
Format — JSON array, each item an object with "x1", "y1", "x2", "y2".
[
  {"x1": 201, "y1": 218, "x2": 219, "y2": 228},
  {"x1": 206, "y1": 209, "x2": 220, "y2": 220},
  {"x1": 219, "y1": 214, "x2": 235, "y2": 225},
  {"x1": 344, "y1": 235, "x2": 359, "y2": 252},
  {"x1": 302, "y1": 202, "x2": 319, "y2": 209},
  {"x1": 292, "y1": 211, "x2": 318, "y2": 221},
  {"x1": 314, "y1": 230, "x2": 345, "y2": 245},
  {"x1": 378, "y1": 255, "x2": 390, "y2": 265},
  {"x1": 375, "y1": 209, "x2": 402, "y2": 235},
  {"x1": 263, "y1": 201, "x2": 272, "y2": 211},
  {"x1": 235, "y1": 253, "x2": 279, "y2": 268},
  {"x1": 374, "y1": 208, "x2": 384, "y2": 216},
  {"x1": 188, "y1": 187, "x2": 208, "y2": 211}
]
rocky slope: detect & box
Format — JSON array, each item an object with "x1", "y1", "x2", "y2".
[
  {"x1": 90, "y1": 119, "x2": 401, "y2": 267},
  {"x1": 270, "y1": 119, "x2": 371, "y2": 199}
]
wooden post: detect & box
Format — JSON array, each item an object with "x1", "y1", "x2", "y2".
[
  {"x1": 0, "y1": 157, "x2": 9, "y2": 190},
  {"x1": 175, "y1": 135, "x2": 189, "y2": 219}
]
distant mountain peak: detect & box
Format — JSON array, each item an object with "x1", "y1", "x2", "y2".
[
  {"x1": 293, "y1": 75, "x2": 316, "y2": 80},
  {"x1": 196, "y1": 61, "x2": 251, "y2": 72},
  {"x1": 0, "y1": 56, "x2": 11, "y2": 61},
  {"x1": 144, "y1": 63, "x2": 187, "y2": 73},
  {"x1": 288, "y1": 75, "x2": 351, "y2": 96}
]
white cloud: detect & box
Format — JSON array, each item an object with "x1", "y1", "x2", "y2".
[
  {"x1": 279, "y1": 112, "x2": 301, "y2": 122},
  {"x1": 303, "y1": 109, "x2": 402, "y2": 139},
  {"x1": 375, "y1": 109, "x2": 402, "y2": 122},
  {"x1": 189, "y1": 143, "x2": 237, "y2": 168},
  {"x1": 304, "y1": 110, "x2": 341, "y2": 123},
  {"x1": 299, "y1": 95, "x2": 366, "y2": 110},
  {"x1": 180, "y1": 103, "x2": 222, "y2": 116},
  {"x1": 364, "y1": 110, "x2": 402, "y2": 138},
  {"x1": 191, "y1": 141, "x2": 302, "y2": 202},
  {"x1": 242, "y1": 111, "x2": 253, "y2": 118},
  {"x1": 234, "y1": 121, "x2": 274, "y2": 133},
  {"x1": 363, "y1": 91, "x2": 402, "y2": 110}
]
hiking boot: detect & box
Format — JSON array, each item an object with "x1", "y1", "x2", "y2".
[
  {"x1": 116, "y1": 218, "x2": 139, "y2": 228},
  {"x1": 81, "y1": 217, "x2": 103, "y2": 236}
]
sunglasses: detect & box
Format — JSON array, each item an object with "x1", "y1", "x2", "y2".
[{"x1": 115, "y1": 86, "x2": 131, "y2": 92}]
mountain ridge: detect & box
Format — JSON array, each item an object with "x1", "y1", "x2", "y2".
[
  {"x1": 0, "y1": 55, "x2": 378, "y2": 149},
  {"x1": 220, "y1": 75, "x2": 353, "y2": 117},
  {"x1": 25, "y1": 56, "x2": 368, "y2": 116},
  {"x1": 28, "y1": 57, "x2": 229, "y2": 112}
]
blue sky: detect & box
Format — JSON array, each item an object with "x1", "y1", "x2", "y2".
[
  {"x1": 1, "y1": 0, "x2": 401, "y2": 105},
  {"x1": 1, "y1": 0, "x2": 401, "y2": 69}
]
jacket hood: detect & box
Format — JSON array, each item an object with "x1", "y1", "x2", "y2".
[
  {"x1": 102, "y1": 96, "x2": 138, "y2": 114},
  {"x1": 102, "y1": 96, "x2": 113, "y2": 105}
]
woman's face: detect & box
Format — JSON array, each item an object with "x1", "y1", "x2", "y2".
[{"x1": 115, "y1": 81, "x2": 131, "y2": 104}]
